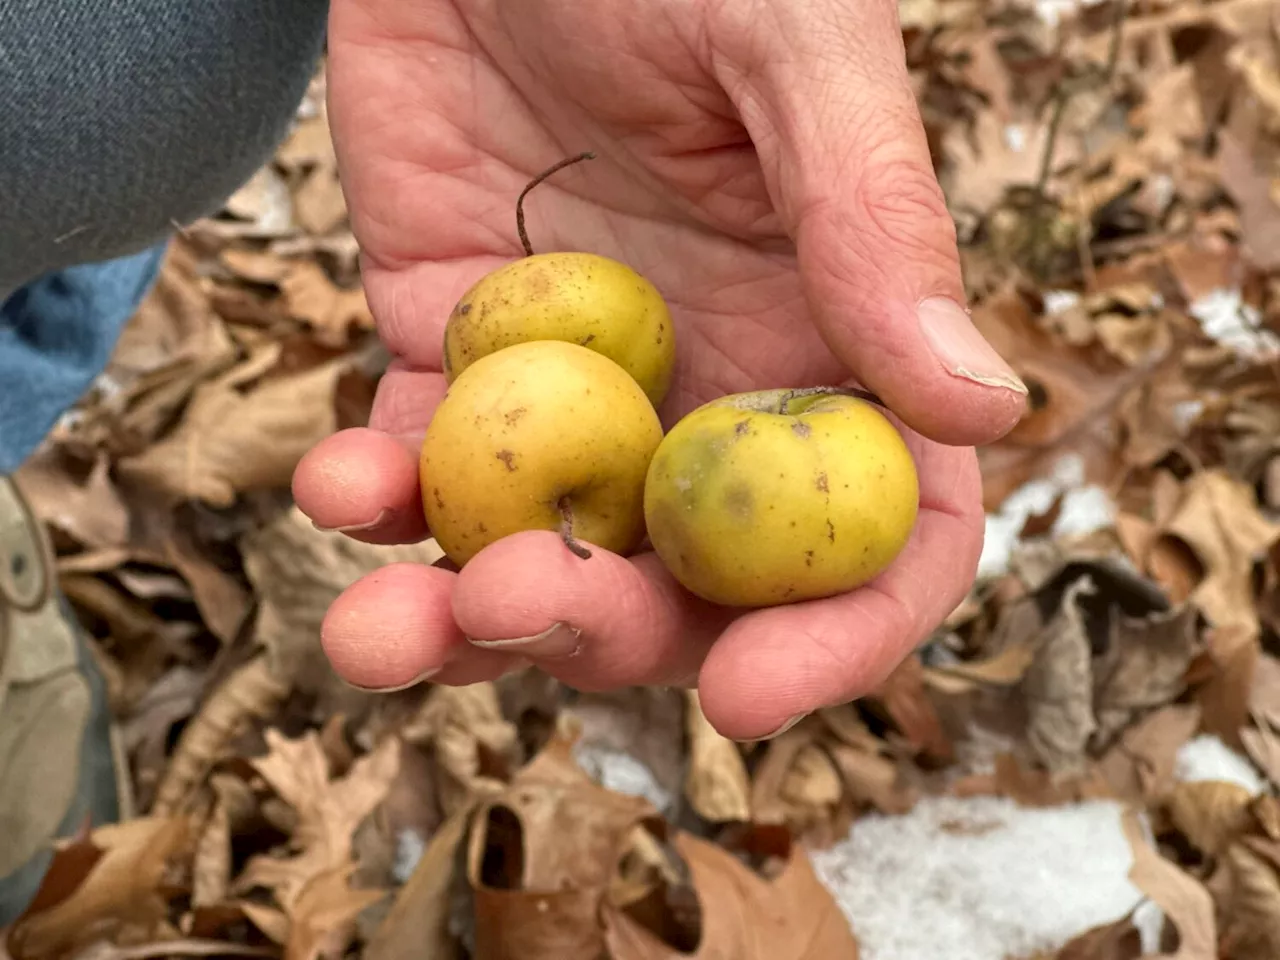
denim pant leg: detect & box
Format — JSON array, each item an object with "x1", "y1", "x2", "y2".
[{"x1": 0, "y1": 0, "x2": 330, "y2": 471}]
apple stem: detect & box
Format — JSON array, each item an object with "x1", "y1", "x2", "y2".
[
  {"x1": 558, "y1": 497, "x2": 593, "y2": 560},
  {"x1": 776, "y1": 386, "x2": 885, "y2": 414},
  {"x1": 516, "y1": 152, "x2": 598, "y2": 257}
]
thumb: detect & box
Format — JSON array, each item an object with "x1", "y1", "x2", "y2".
[{"x1": 712, "y1": 1, "x2": 1028, "y2": 446}]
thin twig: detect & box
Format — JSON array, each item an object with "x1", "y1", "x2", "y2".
[
  {"x1": 1030, "y1": 0, "x2": 1130, "y2": 271},
  {"x1": 516, "y1": 151, "x2": 596, "y2": 256}
]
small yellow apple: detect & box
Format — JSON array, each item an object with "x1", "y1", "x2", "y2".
[
  {"x1": 442, "y1": 252, "x2": 675, "y2": 408},
  {"x1": 421, "y1": 339, "x2": 664, "y2": 566},
  {"x1": 643, "y1": 388, "x2": 919, "y2": 607}
]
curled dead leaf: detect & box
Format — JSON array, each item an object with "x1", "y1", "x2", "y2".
[
  {"x1": 602, "y1": 824, "x2": 859, "y2": 960},
  {"x1": 1121, "y1": 810, "x2": 1217, "y2": 959},
  {"x1": 7, "y1": 818, "x2": 192, "y2": 960},
  {"x1": 152, "y1": 655, "x2": 289, "y2": 817},
  {"x1": 1167, "y1": 780, "x2": 1255, "y2": 858},
  {"x1": 118, "y1": 347, "x2": 354, "y2": 507},
  {"x1": 683, "y1": 690, "x2": 750, "y2": 824},
  {"x1": 465, "y1": 732, "x2": 655, "y2": 960}
]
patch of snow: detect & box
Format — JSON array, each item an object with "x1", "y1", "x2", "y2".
[
  {"x1": 809, "y1": 795, "x2": 1159, "y2": 960},
  {"x1": 1189, "y1": 288, "x2": 1280, "y2": 360},
  {"x1": 573, "y1": 743, "x2": 674, "y2": 815},
  {"x1": 1034, "y1": 0, "x2": 1105, "y2": 27},
  {"x1": 978, "y1": 453, "x2": 1117, "y2": 579},
  {"x1": 1042, "y1": 290, "x2": 1081, "y2": 315},
  {"x1": 1003, "y1": 124, "x2": 1028, "y2": 153},
  {"x1": 1175, "y1": 734, "x2": 1267, "y2": 796},
  {"x1": 1054, "y1": 485, "x2": 1117, "y2": 538},
  {"x1": 392, "y1": 828, "x2": 427, "y2": 884},
  {"x1": 1146, "y1": 174, "x2": 1176, "y2": 214},
  {"x1": 1172, "y1": 399, "x2": 1205, "y2": 431},
  {"x1": 1034, "y1": 0, "x2": 1108, "y2": 28}
]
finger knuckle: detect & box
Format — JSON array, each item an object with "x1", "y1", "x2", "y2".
[{"x1": 850, "y1": 129, "x2": 957, "y2": 264}]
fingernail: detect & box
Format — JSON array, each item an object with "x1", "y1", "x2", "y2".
[
  {"x1": 468, "y1": 621, "x2": 583, "y2": 658},
  {"x1": 741, "y1": 713, "x2": 807, "y2": 743},
  {"x1": 918, "y1": 297, "x2": 1028, "y2": 394},
  {"x1": 343, "y1": 665, "x2": 440, "y2": 693},
  {"x1": 313, "y1": 508, "x2": 393, "y2": 535}
]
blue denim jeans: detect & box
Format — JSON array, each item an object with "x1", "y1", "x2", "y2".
[{"x1": 0, "y1": 0, "x2": 330, "y2": 472}]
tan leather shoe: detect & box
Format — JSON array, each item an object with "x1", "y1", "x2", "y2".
[{"x1": 0, "y1": 476, "x2": 125, "y2": 926}]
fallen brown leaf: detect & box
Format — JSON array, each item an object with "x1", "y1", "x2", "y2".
[
  {"x1": 363, "y1": 803, "x2": 472, "y2": 960},
  {"x1": 118, "y1": 346, "x2": 353, "y2": 507},
  {"x1": 283, "y1": 863, "x2": 386, "y2": 960},
  {"x1": 1121, "y1": 810, "x2": 1217, "y2": 959},
  {"x1": 1054, "y1": 914, "x2": 1143, "y2": 960},
  {"x1": 151, "y1": 655, "x2": 289, "y2": 816},
  {"x1": 402, "y1": 683, "x2": 521, "y2": 818},
  {"x1": 1022, "y1": 577, "x2": 1097, "y2": 775},
  {"x1": 864, "y1": 654, "x2": 952, "y2": 763},
  {"x1": 683, "y1": 690, "x2": 750, "y2": 824},
  {"x1": 1159, "y1": 470, "x2": 1280, "y2": 640},
  {"x1": 1097, "y1": 705, "x2": 1202, "y2": 804},
  {"x1": 235, "y1": 730, "x2": 400, "y2": 910},
  {"x1": 241, "y1": 505, "x2": 444, "y2": 708},
  {"x1": 601, "y1": 825, "x2": 859, "y2": 960},
  {"x1": 1192, "y1": 624, "x2": 1259, "y2": 749},
  {"x1": 465, "y1": 729, "x2": 655, "y2": 960},
  {"x1": 1167, "y1": 780, "x2": 1255, "y2": 859},
  {"x1": 7, "y1": 818, "x2": 191, "y2": 960}
]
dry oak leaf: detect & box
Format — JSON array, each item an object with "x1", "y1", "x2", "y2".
[
  {"x1": 816, "y1": 707, "x2": 916, "y2": 815},
  {"x1": 863, "y1": 653, "x2": 952, "y2": 763},
  {"x1": 601, "y1": 824, "x2": 859, "y2": 960},
  {"x1": 971, "y1": 285, "x2": 1146, "y2": 510},
  {"x1": 683, "y1": 690, "x2": 751, "y2": 823},
  {"x1": 1168, "y1": 780, "x2": 1256, "y2": 859},
  {"x1": 1097, "y1": 705, "x2": 1202, "y2": 804},
  {"x1": 465, "y1": 731, "x2": 655, "y2": 960},
  {"x1": 235, "y1": 729, "x2": 400, "y2": 911},
  {"x1": 7, "y1": 817, "x2": 192, "y2": 960},
  {"x1": 241, "y1": 505, "x2": 444, "y2": 708},
  {"x1": 1241, "y1": 655, "x2": 1280, "y2": 789},
  {"x1": 118, "y1": 345, "x2": 352, "y2": 507},
  {"x1": 1219, "y1": 838, "x2": 1280, "y2": 960},
  {"x1": 13, "y1": 452, "x2": 128, "y2": 550},
  {"x1": 282, "y1": 863, "x2": 386, "y2": 960},
  {"x1": 364, "y1": 803, "x2": 472, "y2": 960},
  {"x1": 1159, "y1": 470, "x2": 1280, "y2": 639},
  {"x1": 152, "y1": 654, "x2": 290, "y2": 817},
  {"x1": 1021, "y1": 576, "x2": 1097, "y2": 776},
  {"x1": 1054, "y1": 914, "x2": 1144, "y2": 960},
  {"x1": 279, "y1": 261, "x2": 373, "y2": 348},
  {"x1": 401, "y1": 681, "x2": 521, "y2": 818},
  {"x1": 1192, "y1": 623, "x2": 1259, "y2": 749},
  {"x1": 1092, "y1": 604, "x2": 1202, "y2": 749},
  {"x1": 1121, "y1": 810, "x2": 1217, "y2": 960}
]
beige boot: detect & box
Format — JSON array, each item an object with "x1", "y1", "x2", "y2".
[{"x1": 0, "y1": 476, "x2": 125, "y2": 926}]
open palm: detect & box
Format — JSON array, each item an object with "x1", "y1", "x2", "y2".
[{"x1": 293, "y1": 0, "x2": 1029, "y2": 740}]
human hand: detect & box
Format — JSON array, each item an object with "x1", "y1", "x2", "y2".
[{"x1": 293, "y1": 0, "x2": 1027, "y2": 740}]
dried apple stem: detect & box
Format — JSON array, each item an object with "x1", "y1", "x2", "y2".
[
  {"x1": 516, "y1": 151, "x2": 597, "y2": 257},
  {"x1": 558, "y1": 496, "x2": 593, "y2": 560}
]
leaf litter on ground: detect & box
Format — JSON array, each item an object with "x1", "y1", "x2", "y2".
[{"x1": 12, "y1": 0, "x2": 1280, "y2": 957}]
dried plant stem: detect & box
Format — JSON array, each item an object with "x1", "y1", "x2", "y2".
[
  {"x1": 558, "y1": 496, "x2": 593, "y2": 560},
  {"x1": 1031, "y1": 0, "x2": 1130, "y2": 271},
  {"x1": 516, "y1": 151, "x2": 597, "y2": 256}
]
